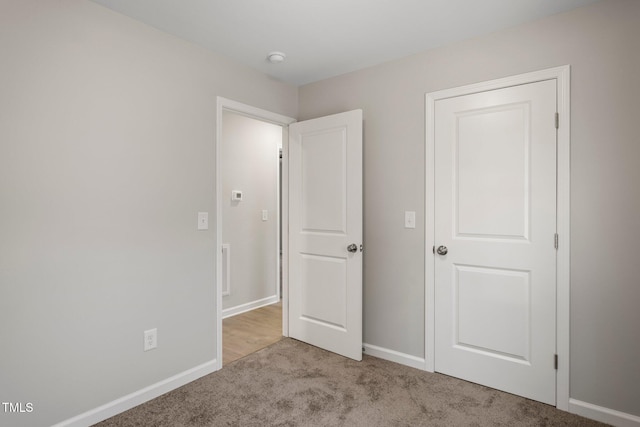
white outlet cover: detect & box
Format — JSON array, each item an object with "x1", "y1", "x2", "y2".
[{"x1": 144, "y1": 328, "x2": 157, "y2": 351}]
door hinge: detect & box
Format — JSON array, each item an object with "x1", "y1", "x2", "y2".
[
  {"x1": 554, "y1": 233, "x2": 559, "y2": 250},
  {"x1": 554, "y1": 354, "x2": 559, "y2": 370},
  {"x1": 555, "y1": 112, "x2": 559, "y2": 129}
]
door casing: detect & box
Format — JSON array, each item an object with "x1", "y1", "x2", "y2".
[
  {"x1": 425, "y1": 65, "x2": 571, "y2": 410},
  {"x1": 215, "y1": 97, "x2": 296, "y2": 368}
]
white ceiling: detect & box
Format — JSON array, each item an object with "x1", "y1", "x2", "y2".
[{"x1": 89, "y1": 0, "x2": 599, "y2": 86}]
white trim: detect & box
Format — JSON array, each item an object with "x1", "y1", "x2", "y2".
[
  {"x1": 281, "y1": 125, "x2": 290, "y2": 337},
  {"x1": 424, "y1": 66, "x2": 571, "y2": 408},
  {"x1": 216, "y1": 97, "x2": 296, "y2": 366},
  {"x1": 363, "y1": 343, "x2": 426, "y2": 370},
  {"x1": 222, "y1": 295, "x2": 280, "y2": 319},
  {"x1": 217, "y1": 98, "x2": 296, "y2": 126},
  {"x1": 555, "y1": 65, "x2": 571, "y2": 411},
  {"x1": 52, "y1": 360, "x2": 216, "y2": 427},
  {"x1": 221, "y1": 243, "x2": 231, "y2": 296},
  {"x1": 569, "y1": 399, "x2": 640, "y2": 427},
  {"x1": 275, "y1": 142, "x2": 281, "y2": 302},
  {"x1": 425, "y1": 87, "x2": 436, "y2": 374}
]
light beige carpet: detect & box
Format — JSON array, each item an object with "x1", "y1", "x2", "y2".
[{"x1": 96, "y1": 338, "x2": 606, "y2": 426}]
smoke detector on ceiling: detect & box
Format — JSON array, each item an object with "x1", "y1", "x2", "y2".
[{"x1": 267, "y1": 51, "x2": 286, "y2": 63}]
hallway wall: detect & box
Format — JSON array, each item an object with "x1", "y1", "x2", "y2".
[{"x1": 221, "y1": 111, "x2": 281, "y2": 312}]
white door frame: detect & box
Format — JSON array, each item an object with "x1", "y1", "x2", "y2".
[
  {"x1": 215, "y1": 97, "x2": 296, "y2": 368},
  {"x1": 425, "y1": 65, "x2": 571, "y2": 410}
]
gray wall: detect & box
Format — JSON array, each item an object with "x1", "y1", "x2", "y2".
[
  {"x1": 298, "y1": 0, "x2": 640, "y2": 417},
  {"x1": 3, "y1": 0, "x2": 639, "y2": 424},
  {"x1": 221, "y1": 111, "x2": 281, "y2": 311},
  {"x1": 0, "y1": 1, "x2": 296, "y2": 426}
]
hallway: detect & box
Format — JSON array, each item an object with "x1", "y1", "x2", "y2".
[{"x1": 222, "y1": 301, "x2": 282, "y2": 365}]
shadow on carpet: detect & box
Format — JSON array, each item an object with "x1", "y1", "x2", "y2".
[{"x1": 96, "y1": 338, "x2": 607, "y2": 426}]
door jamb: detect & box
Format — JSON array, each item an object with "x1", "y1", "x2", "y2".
[
  {"x1": 215, "y1": 97, "x2": 296, "y2": 369},
  {"x1": 424, "y1": 65, "x2": 571, "y2": 410}
]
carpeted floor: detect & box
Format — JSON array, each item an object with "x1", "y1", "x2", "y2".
[{"x1": 96, "y1": 338, "x2": 606, "y2": 426}]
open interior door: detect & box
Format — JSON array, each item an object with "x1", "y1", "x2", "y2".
[{"x1": 288, "y1": 109, "x2": 363, "y2": 361}]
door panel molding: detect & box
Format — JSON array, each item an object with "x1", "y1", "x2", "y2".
[{"x1": 425, "y1": 65, "x2": 570, "y2": 410}]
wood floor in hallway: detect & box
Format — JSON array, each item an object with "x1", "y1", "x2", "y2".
[{"x1": 223, "y1": 301, "x2": 283, "y2": 366}]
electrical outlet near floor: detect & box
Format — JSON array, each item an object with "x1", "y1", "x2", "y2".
[{"x1": 144, "y1": 328, "x2": 157, "y2": 351}]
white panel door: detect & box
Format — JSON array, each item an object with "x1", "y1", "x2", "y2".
[
  {"x1": 434, "y1": 80, "x2": 557, "y2": 404},
  {"x1": 288, "y1": 110, "x2": 363, "y2": 361}
]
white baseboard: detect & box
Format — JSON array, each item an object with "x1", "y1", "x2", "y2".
[
  {"x1": 53, "y1": 359, "x2": 218, "y2": 427},
  {"x1": 222, "y1": 295, "x2": 279, "y2": 319},
  {"x1": 363, "y1": 343, "x2": 426, "y2": 370},
  {"x1": 363, "y1": 344, "x2": 640, "y2": 427},
  {"x1": 569, "y1": 399, "x2": 640, "y2": 427}
]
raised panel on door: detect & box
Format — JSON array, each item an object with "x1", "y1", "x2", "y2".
[
  {"x1": 435, "y1": 80, "x2": 557, "y2": 404},
  {"x1": 289, "y1": 110, "x2": 362, "y2": 361},
  {"x1": 455, "y1": 104, "x2": 530, "y2": 240},
  {"x1": 454, "y1": 265, "x2": 531, "y2": 361},
  {"x1": 300, "y1": 128, "x2": 347, "y2": 234},
  {"x1": 299, "y1": 254, "x2": 347, "y2": 329}
]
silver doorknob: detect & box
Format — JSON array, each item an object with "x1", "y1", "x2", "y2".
[
  {"x1": 436, "y1": 246, "x2": 448, "y2": 255},
  {"x1": 347, "y1": 244, "x2": 358, "y2": 253}
]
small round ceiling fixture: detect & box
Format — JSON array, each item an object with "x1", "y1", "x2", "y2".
[{"x1": 267, "y1": 51, "x2": 286, "y2": 64}]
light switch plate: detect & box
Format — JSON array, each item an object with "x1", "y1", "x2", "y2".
[
  {"x1": 262, "y1": 210, "x2": 268, "y2": 221},
  {"x1": 198, "y1": 212, "x2": 208, "y2": 230},
  {"x1": 405, "y1": 211, "x2": 416, "y2": 229}
]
